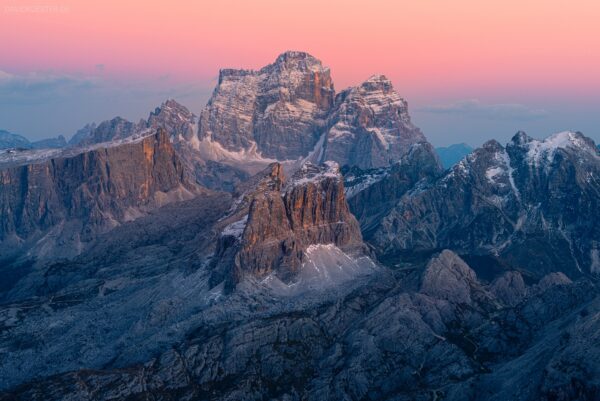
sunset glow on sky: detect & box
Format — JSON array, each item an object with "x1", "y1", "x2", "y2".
[{"x1": 1, "y1": 0, "x2": 599, "y2": 145}]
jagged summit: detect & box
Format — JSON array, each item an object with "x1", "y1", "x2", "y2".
[
  {"x1": 510, "y1": 130, "x2": 533, "y2": 145},
  {"x1": 210, "y1": 160, "x2": 370, "y2": 290},
  {"x1": 481, "y1": 139, "x2": 504, "y2": 151},
  {"x1": 364, "y1": 73, "x2": 391, "y2": 82},
  {"x1": 320, "y1": 72, "x2": 428, "y2": 169},
  {"x1": 359, "y1": 74, "x2": 395, "y2": 90},
  {"x1": 151, "y1": 98, "x2": 190, "y2": 114},
  {"x1": 200, "y1": 51, "x2": 335, "y2": 160},
  {"x1": 508, "y1": 130, "x2": 599, "y2": 166},
  {"x1": 218, "y1": 51, "x2": 326, "y2": 81},
  {"x1": 200, "y1": 51, "x2": 433, "y2": 169},
  {"x1": 271, "y1": 50, "x2": 326, "y2": 70}
]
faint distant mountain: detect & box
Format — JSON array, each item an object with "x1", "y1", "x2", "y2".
[
  {"x1": 435, "y1": 143, "x2": 474, "y2": 168},
  {"x1": 30, "y1": 135, "x2": 67, "y2": 149},
  {"x1": 0, "y1": 130, "x2": 67, "y2": 150},
  {"x1": 0, "y1": 130, "x2": 30, "y2": 149}
]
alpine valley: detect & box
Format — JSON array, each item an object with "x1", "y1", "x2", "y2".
[{"x1": 1, "y1": 52, "x2": 599, "y2": 401}]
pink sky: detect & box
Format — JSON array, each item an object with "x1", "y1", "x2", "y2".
[
  {"x1": 3, "y1": 0, "x2": 600, "y2": 96},
  {"x1": 1, "y1": 0, "x2": 599, "y2": 145}
]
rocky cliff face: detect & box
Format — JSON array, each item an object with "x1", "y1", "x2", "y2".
[
  {"x1": 372, "y1": 131, "x2": 600, "y2": 277},
  {"x1": 197, "y1": 52, "x2": 431, "y2": 172},
  {"x1": 321, "y1": 75, "x2": 428, "y2": 169},
  {"x1": 72, "y1": 99, "x2": 197, "y2": 148},
  {"x1": 211, "y1": 161, "x2": 370, "y2": 289},
  {"x1": 58, "y1": 100, "x2": 252, "y2": 192},
  {"x1": 344, "y1": 141, "x2": 443, "y2": 237},
  {"x1": 199, "y1": 51, "x2": 335, "y2": 160},
  {"x1": 0, "y1": 129, "x2": 196, "y2": 260}
]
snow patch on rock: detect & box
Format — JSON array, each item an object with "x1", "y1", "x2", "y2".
[{"x1": 261, "y1": 244, "x2": 378, "y2": 296}]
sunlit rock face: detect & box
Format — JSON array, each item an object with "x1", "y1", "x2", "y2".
[
  {"x1": 199, "y1": 51, "x2": 335, "y2": 160},
  {"x1": 0, "y1": 129, "x2": 198, "y2": 260},
  {"x1": 210, "y1": 161, "x2": 370, "y2": 289},
  {"x1": 322, "y1": 74, "x2": 428, "y2": 169}
]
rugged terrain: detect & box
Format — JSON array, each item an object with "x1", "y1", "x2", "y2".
[
  {"x1": 1, "y1": 51, "x2": 599, "y2": 401},
  {"x1": 370, "y1": 131, "x2": 600, "y2": 278},
  {"x1": 0, "y1": 129, "x2": 198, "y2": 264}
]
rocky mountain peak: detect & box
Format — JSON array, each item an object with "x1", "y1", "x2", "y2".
[
  {"x1": 321, "y1": 74, "x2": 427, "y2": 169},
  {"x1": 373, "y1": 130, "x2": 600, "y2": 278},
  {"x1": 197, "y1": 51, "x2": 437, "y2": 173},
  {"x1": 358, "y1": 74, "x2": 394, "y2": 91},
  {"x1": 200, "y1": 52, "x2": 334, "y2": 160},
  {"x1": 271, "y1": 50, "x2": 325, "y2": 71},
  {"x1": 508, "y1": 130, "x2": 599, "y2": 166},
  {"x1": 68, "y1": 123, "x2": 97, "y2": 145},
  {"x1": 150, "y1": 99, "x2": 194, "y2": 119},
  {"x1": 211, "y1": 161, "x2": 369, "y2": 289},
  {"x1": 510, "y1": 130, "x2": 534, "y2": 146},
  {"x1": 147, "y1": 99, "x2": 197, "y2": 142},
  {"x1": 0, "y1": 130, "x2": 31, "y2": 149},
  {"x1": 481, "y1": 139, "x2": 504, "y2": 152},
  {"x1": 80, "y1": 116, "x2": 142, "y2": 146},
  {"x1": 420, "y1": 250, "x2": 480, "y2": 304}
]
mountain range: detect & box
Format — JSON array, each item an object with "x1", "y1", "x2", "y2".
[
  {"x1": 0, "y1": 129, "x2": 66, "y2": 150},
  {"x1": 1, "y1": 51, "x2": 599, "y2": 401}
]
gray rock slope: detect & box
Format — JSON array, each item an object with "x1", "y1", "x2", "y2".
[{"x1": 1, "y1": 250, "x2": 598, "y2": 400}]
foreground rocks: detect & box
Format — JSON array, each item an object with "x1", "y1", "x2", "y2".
[{"x1": 2, "y1": 250, "x2": 598, "y2": 401}]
